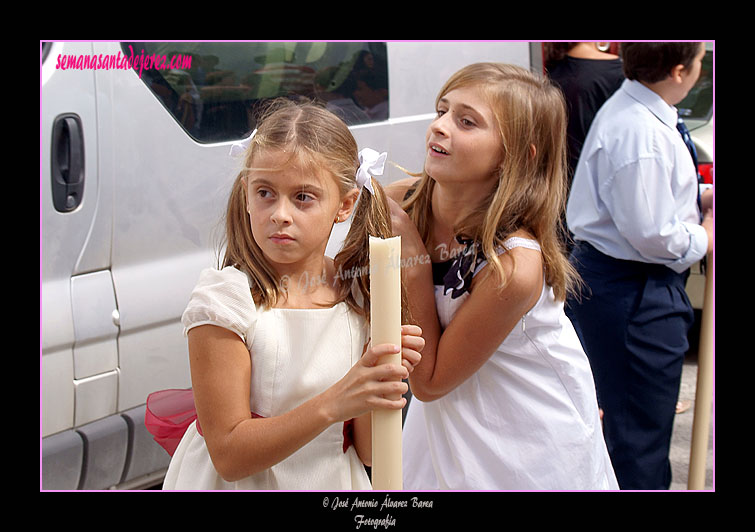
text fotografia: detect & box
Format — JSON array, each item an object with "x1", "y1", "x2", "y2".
[
  {"x1": 280, "y1": 243, "x2": 464, "y2": 294},
  {"x1": 54, "y1": 45, "x2": 192, "y2": 78},
  {"x1": 324, "y1": 494, "x2": 434, "y2": 529},
  {"x1": 374, "y1": 242, "x2": 466, "y2": 273},
  {"x1": 327, "y1": 494, "x2": 433, "y2": 511}
]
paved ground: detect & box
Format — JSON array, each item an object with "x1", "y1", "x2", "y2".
[{"x1": 669, "y1": 351, "x2": 714, "y2": 490}]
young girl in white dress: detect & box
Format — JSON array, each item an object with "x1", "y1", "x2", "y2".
[
  {"x1": 161, "y1": 100, "x2": 423, "y2": 490},
  {"x1": 387, "y1": 63, "x2": 618, "y2": 490}
]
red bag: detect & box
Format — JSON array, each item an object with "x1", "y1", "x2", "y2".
[{"x1": 144, "y1": 389, "x2": 201, "y2": 456}]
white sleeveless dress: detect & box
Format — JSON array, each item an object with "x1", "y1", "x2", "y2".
[
  {"x1": 163, "y1": 266, "x2": 372, "y2": 490},
  {"x1": 402, "y1": 237, "x2": 618, "y2": 490}
]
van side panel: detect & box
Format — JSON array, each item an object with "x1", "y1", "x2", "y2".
[
  {"x1": 101, "y1": 52, "x2": 236, "y2": 410},
  {"x1": 42, "y1": 42, "x2": 102, "y2": 438}
]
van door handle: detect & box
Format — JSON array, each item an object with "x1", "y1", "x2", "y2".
[{"x1": 51, "y1": 114, "x2": 85, "y2": 212}]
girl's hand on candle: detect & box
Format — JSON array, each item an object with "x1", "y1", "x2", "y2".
[
  {"x1": 400, "y1": 324, "x2": 424, "y2": 374},
  {"x1": 321, "y1": 343, "x2": 409, "y2": 424}
]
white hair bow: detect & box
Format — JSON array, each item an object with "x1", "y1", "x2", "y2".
[
  {"x1": 356, "y1": 148, "x2": 387, "y2": 195},
  {"x1": 230, "y1": 135, "x2": 386, "y2": 195},
  {"x1": 229, "y1": 129, "x2": 257, "y2": 157}
]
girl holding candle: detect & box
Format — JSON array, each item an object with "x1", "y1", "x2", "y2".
[
  {"x1": 160, "y1": 100, "x2": 423, "y2": 490},
  {"x1": 387, "y1": 63, "x2": 618, "y2": 490}
]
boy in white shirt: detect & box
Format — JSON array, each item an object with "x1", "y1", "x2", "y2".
[{"x1": 566, "y1": 42, "x2": 712, "y2": 490}]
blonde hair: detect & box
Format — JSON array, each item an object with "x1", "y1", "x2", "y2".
[
  {"x1": 403, "y1": 62, "x2": 580, "y2": 300},
  {"x1": 221, "y1": 99, "x2": 409, "y2": 322}
]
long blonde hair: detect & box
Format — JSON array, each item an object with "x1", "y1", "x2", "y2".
[
  {"x1": 221, "y1": 99, "x2": 408, "y2": 322},
  {"x1": 403, "y1": 62, "x2": 580, "y2": 301}
]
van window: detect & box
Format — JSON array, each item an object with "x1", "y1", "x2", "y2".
[
  {"x1": 676, "y1": 43, "x2": 713, "y2": 126},
  {"x1": 120, "y1": 42, "x2": 389, "y2": 143}
]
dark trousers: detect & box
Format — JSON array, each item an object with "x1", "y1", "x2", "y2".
[{"x1": 566, "y1": 242, "x2": 694, "y2": 490}]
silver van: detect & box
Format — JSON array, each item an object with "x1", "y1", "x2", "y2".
[{"x1": 41, "y1": 41, "x2": 540, "y2": 489}]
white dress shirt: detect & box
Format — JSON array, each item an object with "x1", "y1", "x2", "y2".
[{"x1": 566, "y1": 79, "x2": 708, "y2": 273}]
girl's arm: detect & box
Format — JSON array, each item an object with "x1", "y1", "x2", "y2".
[
  {"x1": 384, "y1": 182, "x2": 442, "y2": 393},
  {"x1": 410, "y1": 247, "x2": 542, "y2": 401},
  {"x1": 385, "y1": 184, "x2": 541, "y2": 402},
  {"x1": 188, "y1": 325, "x2": 409, "y2": 482}
]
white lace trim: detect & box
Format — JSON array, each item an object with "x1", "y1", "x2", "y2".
[
  {"x1": 473, "y1": 237, "x2": 542, "y2": 275},
  {"x1": 502, "y1": 237, "x2": 541, "y2": 252}
]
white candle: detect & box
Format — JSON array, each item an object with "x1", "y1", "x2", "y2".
[{"x1": 369, "y1": 235, "x2": 403, "y2": 490}]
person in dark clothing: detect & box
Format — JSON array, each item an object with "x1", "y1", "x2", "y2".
[
  {"x1": 565, "y1": 42, "x2": 712, "y2": 490},
  {"x1": 545, "y1": 43, "x2": 625, "y2": 252},
  {"x1": 545, "y1": 42, "x2": 625, "y2": 185}
]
